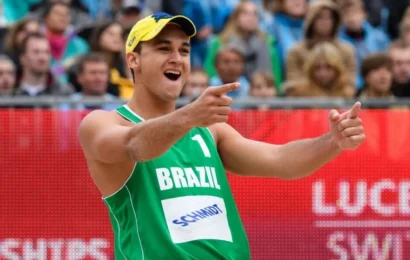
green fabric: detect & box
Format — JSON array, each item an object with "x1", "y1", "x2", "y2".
[{"x1": 103, "y1": 105, "x2": 251, "y2": 260}]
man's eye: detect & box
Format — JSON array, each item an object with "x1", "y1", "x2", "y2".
[{"x1": 159, "y1": 47, "x2": 169, "y2": 51}]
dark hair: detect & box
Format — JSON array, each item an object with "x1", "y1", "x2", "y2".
[
  {"x1": 90, "y1": 21, "x2": 123, "y2": 52},
  {"x1": 20, "y1": 32, "x2": 48, "y2": 54},
  {"x1": 42, "y1": 2, "x2": 70, "y2": 20},
  {"x1": 361, "y1": 53, "x2": 392, "y2": 83},
  {"x1": 77, "y1": 53, "x2": 108, "y2": 74}
]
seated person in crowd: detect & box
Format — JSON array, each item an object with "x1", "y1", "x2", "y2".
[
  {"x1": 339, "y1": 0, "x2": 390, "y2": 88},
  {"x1": 2, "y1": 18, "x2": 40, "y2": 73},
  {"x1": 388, "y1": 41, "x2": 410, "y2": 97},
  {"x1": 205, "y1": 1, "x2": 282, "y2": 89},
  {"x1": 14, "y1": 33, "x2": 73, "y2": 97},
  {"x1": 88, "y1": 21, "x2": 133, "y2": 99},
  {"x1": 60, "y1": 53, "x2": 118, "y2": 111},
  {"x1": 40, "y1": 2, "x2": 89, "y2": 84},
  {"x1": 286, "y1": 0, "x2": 356, "y2": 86},
  {"x1": 210, "y1": 44, "x2": 250, "y2": 99},
  {"x1": 264, "y1": 0, "x2": 306, "y2": 71},
  {"x1": 247, "y1": 71, "x2": 277, "y2": 110},
  {"x1": 357, "y1": 52, "x2": 394, "y2": 99},
  {"x1": 285, "y1": 42, "x2": 355, "y2": 98},
  {"x1": 0, "y1": 55, "x2": 16, "y2": 97},
  {"x1": 180, "y1": 67, "x2": 209, "y2": 100}
]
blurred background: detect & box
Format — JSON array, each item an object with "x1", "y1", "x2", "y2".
[{"x1": 1, "y1": 0, "x2": 410, "y2": 259}]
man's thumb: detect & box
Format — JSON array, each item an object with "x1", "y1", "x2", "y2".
[{"x1": 329, "y1": 109, "x2": 341, "y2": 122}]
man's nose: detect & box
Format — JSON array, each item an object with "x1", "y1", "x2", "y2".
[{"x1": 169, "y1": 50, "x2": 182, "y2": 64}]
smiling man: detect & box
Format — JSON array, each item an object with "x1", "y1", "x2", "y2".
[{"x1": 79, "y1": 12, "x2": 365, "y2": 260}]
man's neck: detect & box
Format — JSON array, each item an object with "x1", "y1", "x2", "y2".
[
  {"x1": 127, "y1": 84, "x2": 177, "y2": 120},
  {"x1": 21, "y1": 71, "x2": 48, "y2": 86}
]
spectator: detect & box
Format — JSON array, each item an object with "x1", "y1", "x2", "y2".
[
  {"x1": 210, "y1": 44, "x2": 250, "y2": 100},
  {"x1": 357, "y1": 52, "x2": 394, "y2": 99},
  {"x1": 29, "y1": 0, "x2": 93, "y2": 32},
  {"x1": 286, "y1": 0, "x2": 356, "y2": 86},
  {"x1": 264, "y1": 0, "x2": 306, "y2": 71},
  {"x1": 60, "y1": 53, "x2": 118, "y2": 110},
  {"x1": 396, "y1": 17, "x2": 410, "y2": 47},
  {"x1": 89, "y1": 21, "x2": 133, "y2": 99},
  {"x1": 339, "y1": 0, "x2": 390, "y2": 89},
  {"x1": 285, "y1": 42, "x2": 354, "y2": 98},
  {"x1": 386, "y1": 0, "x2": 410, "y2": 39},
  {"x1": 388, "y1": 41, "x2": 410, "y2": 97},
  {"x1": 116, "y1": 1, "x2": 144, "y2": 33},
  {"x1": 205, "y1": 1, "x2": 282, "y2": 91},
  {"x1": 181, "y1": 67, "x2": 209, "y2": 99},
  {"x1": 14, "y1": 33, "x2": 73, "y2": 97},
  {"x1": 247, "y1": 71, "x2": 277, "y2": 110},
  {"x1": 183, "y1": 0, "x2": 213, "y2": 67},
  {"x1": 0, "y1": 55, "x2": 16, "y2": 96},
  {"x1": 40, "y1": 2, "x2": 89, "y2": 83},
  {"x1": 3, "y1": 18, "x2": 40, "y2": 72}
]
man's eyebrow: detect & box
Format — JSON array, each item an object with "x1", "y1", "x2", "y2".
[
  {"x1": 153, "y1": 39, "x2": 172, "y2": 45},
  {"x1": 153, "y1": 39, "x2": 191, "y2": 48}
]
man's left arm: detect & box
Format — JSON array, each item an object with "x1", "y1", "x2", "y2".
[{"x1": 211, "y1": 102, "x2": 365, "y2": 180}]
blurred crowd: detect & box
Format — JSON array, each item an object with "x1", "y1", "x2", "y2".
[{"x1": 0, "y1": 0, "x2": 410, "y2": 110}]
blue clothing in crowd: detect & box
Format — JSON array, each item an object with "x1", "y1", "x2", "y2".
[{"x1": 339, "y1": 21, "x2": 391, "y2": 88}]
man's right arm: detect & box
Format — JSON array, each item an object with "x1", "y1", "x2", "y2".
[{"x1": 78, "y1": 82, "x2": 239, "y2": 164}]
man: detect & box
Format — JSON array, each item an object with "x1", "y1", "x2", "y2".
[
  {"x1": 15, "y1": 32, "x2": 73, "y2": 97},
  {"x1": 79, "y1": 12, "x2": 365, "y2": 260},
  {"x1": 388, "y1": 41, "x2": 410, "y2": 97},
  {"x1": 60, "y1": 53, "x2": 118, "y2": 110}
]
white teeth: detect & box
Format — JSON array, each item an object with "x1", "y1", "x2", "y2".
[{"x1": 165, "y1": 70, "x2": 180, "y2": 75}]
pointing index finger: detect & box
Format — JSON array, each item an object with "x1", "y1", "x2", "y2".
[
  {"x1": 210, "y1": 82, "x2": 240, "y2": 96},
  {"x1": 348, "y1": 102, "x2": 361, "y2": 119}
]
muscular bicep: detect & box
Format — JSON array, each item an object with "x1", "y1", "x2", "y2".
[
  {"x1": 212, "y1": 123, "x2": 282, "y2": 177},
  {"x1": 79, "y1": 111, "x2": 132, "y2": 164}
]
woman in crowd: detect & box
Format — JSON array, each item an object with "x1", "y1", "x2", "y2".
[
  {"x1": 204, "y1": 1, "x2": 283, "y2": 93},
  {"x1": 285, "y1": 42, "x2": 355, "y2": 98}
]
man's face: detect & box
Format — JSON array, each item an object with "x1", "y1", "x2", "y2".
[
  {"x1": 389, "y1": 48, "x2": 410, "y2": 84},
  {"x1": 78, "y1": 61, "x2": 109, "y2": 95},
  {"x1": 342, "y1": 5, "x2": 366, "y2": 31},
  {"x1": 21, "y1": 38, "x2": 51, "y2": 75},
  {"x1": 365, "y1": 67, "x2": 392, "y2": 93},
  {"x1": 0, "y1": 60, "x2": 16, "y2": 95},
  {"x1": 216, "y1": 49, "x2": 244, "y2": 84},
  {"x1": 132, "y1": 23, "x2": 191, "y2": 101}
]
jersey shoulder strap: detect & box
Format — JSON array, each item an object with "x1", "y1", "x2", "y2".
[{"x1": 116, "y1": 105, "x2": 144, "y2": 124}]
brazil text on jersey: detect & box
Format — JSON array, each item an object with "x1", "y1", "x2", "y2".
[
  {"x1": 156, "y1": 167, "x2": 221, "y2": 191},
  {"x1": 172, "y1": 204, "x2": 223, "y2": 227}
]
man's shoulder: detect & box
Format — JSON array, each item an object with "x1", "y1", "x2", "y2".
[
  {"x1": 79, "y1": 109, "x2": 122, "y2": 135},
  {"x1": 208, "y1": 123, "x2": 241, "y2": 145}
]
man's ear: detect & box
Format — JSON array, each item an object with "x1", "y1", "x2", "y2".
[{"x1": 126, "y1": 52, "x2": 140, "y2": 71}]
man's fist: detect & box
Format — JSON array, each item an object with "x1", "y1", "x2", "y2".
[
  {"x1": 185, "y1": 82, "x2": 240, "y2": 127},
  {"x1": 329, "y1": 102, "x2": 365, "y2": 150}
]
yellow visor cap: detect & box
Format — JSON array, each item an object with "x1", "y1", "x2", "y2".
[{"x1": 125, "y1": 12, "x2": 197, "y2": 53}]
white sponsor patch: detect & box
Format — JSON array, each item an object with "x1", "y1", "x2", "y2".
[{"x1": 161, "y1": 195, "x2": 232, "y2": 244}]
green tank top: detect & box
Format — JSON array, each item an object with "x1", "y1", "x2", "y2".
[{"x1": 102, "y1": 105, "x2": 251, "y2": 260}]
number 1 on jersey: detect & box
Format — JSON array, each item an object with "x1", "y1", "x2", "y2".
[{"x1": 192, "y1": 134, "x2": 211, "y2": 157}]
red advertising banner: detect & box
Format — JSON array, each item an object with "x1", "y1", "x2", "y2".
[{"x1": 1, "y1": 109, "x2": 409, "y2": 260}]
